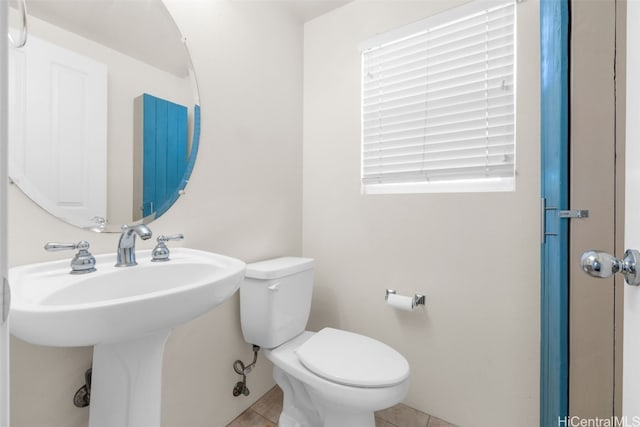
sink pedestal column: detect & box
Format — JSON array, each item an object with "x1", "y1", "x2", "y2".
[{"x1": 88, "y1": 329, "x2": 171, "y2": 427}]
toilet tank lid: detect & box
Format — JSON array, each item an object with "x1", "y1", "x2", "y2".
[{"x1": 245, "y1": 257, "x2": 314, "y2": 280}]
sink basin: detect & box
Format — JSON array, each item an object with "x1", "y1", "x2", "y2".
[
  {"x1": 9, "y1": 248, "x2": 245, "y2": 347},
  {"x1": 8, "y1": 247, "x2": 246, "y2": 427}
]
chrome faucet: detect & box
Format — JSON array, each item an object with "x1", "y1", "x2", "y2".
[{"x1": 115, "y1": 224, "x2": 152, "y2": 267}]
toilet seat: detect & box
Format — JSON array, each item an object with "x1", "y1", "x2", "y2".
[{"x1": 294, "y1": 328, "x2": 410, "y2": 388}]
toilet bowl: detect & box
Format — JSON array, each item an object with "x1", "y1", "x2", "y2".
[{"x1": 239, "y1": 257, "x2": 410, "y2": 427}]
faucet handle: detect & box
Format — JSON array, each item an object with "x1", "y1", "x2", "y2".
[
  {"x1": 151, "y1": 234, "x2": 184, "y2": 262},
  {"x1": 45, "y1": 241, "x2": 83, "y2": 251},
  {"x1": 157, "y1": 234, "x2": 184, "y2": 243},
  {"x1": 44, "y1": 240, "x2": 96, "y2": 274}
]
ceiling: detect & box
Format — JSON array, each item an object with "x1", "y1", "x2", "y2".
[
  {"x1": 285, "y1": 0, "x2": 353, "y2": 22},
  {"x1": 23, "y1": 0, "x2": 352, "y2": 77},
  {"x1": 25, "y1": 0, "x2": 190, "y2": 77}
]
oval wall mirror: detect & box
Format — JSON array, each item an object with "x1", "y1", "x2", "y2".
[{"x1": 8, "y1": 0, "x2": 200, "y2": 232}]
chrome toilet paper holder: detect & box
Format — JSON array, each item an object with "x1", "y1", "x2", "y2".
[{"x1": 385, "y1": 289, "x2": 426, "y2": 307}]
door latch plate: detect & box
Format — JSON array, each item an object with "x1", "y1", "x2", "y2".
[{"x1": 558, "y1": 209, "x2": 589, "y2": 219}]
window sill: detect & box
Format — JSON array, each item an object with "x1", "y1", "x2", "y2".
[{"x1": 362, "y1": 177, "x2": 516, "y2": 194}]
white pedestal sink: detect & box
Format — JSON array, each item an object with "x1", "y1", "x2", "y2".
[{"x1": 8, "y1": 248, "x2": 245, "y2": 427}]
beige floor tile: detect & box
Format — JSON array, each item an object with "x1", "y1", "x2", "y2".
[
  {"x1": 376, "y1": 416, "x2": 399, "y2": 427},
  {"x1": 232, "y1": 387, "x2": 452, "y2": 427},
  {"x1": 428, "y1": 416, "x2": 457, "y2": 427},
  {"x1": 226, "y1": 409, "x2": 276, "y2": 427},
  {"x1": 250, "y1": 386, "x2": 283, "y2": 424},
  {"x1": 375, "y1": 403, "x2": 430, "y2": 427}
]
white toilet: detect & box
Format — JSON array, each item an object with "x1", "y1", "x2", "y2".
[{"x1": 240, "y1": 257, "x2": 410, "y2": 427}]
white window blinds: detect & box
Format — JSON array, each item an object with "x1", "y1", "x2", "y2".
[{"x1": 361, "y1": 1, "x2": 515, "y2": 194}]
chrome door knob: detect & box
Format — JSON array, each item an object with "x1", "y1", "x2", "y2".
[{"x1": 580, "y1": 249, "x2": 640, "y2": 286}]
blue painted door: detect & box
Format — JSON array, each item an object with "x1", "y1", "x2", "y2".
[
  {"x1": 142, "y1": 93, "x2": 188, "y2": 218},
  {"x1": 540, "y1": 0, "x2": 569, "y2": 425}
]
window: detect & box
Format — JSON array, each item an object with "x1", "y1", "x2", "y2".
[{"x1": 361, "y1": 1, "x2": 516, "y2": 194}]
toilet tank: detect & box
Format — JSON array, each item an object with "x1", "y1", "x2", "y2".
[{"x1": 240, "y1": 257, "x2": 314, "y2": 349}]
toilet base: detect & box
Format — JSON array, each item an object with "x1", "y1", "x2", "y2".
[
  {"x1": 274, "y1": 366, "x2": 376, "y2": 427},
  {"x1": 275, "y1": 366, "x2": 322, "y2": 427}
]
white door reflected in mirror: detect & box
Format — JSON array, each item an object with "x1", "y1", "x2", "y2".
[{"x1": 9, "y1": 34, "x2": 107, "y2": 229}]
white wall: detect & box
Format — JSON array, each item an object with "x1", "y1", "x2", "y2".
[
  {"x1": 302, "y1": 1, "x2": 540, "y2": 426},
  {"x1": 8, "y1": 1, "x2": 302, "y2": 426}
]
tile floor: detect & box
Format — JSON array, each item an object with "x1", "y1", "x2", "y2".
[{"x1": 227, "y1": 386, "x2": 457, "y2": 427}]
